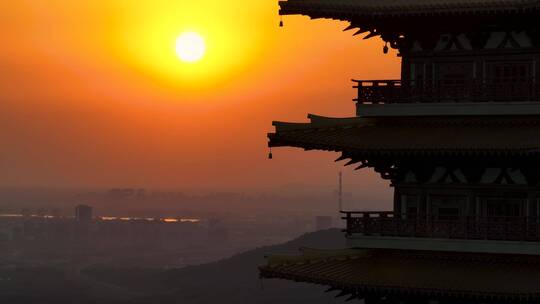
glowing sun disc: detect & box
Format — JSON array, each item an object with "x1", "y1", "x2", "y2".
[{"x1": 175, "y1": 32, "x2": 206, "y2": 63}]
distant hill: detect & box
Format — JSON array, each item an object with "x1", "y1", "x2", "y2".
[{"x1": 91, "y1": 229, "x2": 352, "y2": 304}]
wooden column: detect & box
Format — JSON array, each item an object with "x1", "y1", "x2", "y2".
[
  {"x1": 466, "y1": 190, "x2": 473, "y2": 216},
  {"x1": 537, "y1": 198, "x2": 540, "y2": 223},
  {"x1": 476, "y1": 197, "x2": 482, "y2": 218},
  {"x1": 425, "y1": 191, "x2": 431, "y2": 221},
  {"x1": 401, "y1": 194, "x2": 408, "y2": 218}
]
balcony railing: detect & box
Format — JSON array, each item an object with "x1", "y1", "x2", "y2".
[
  {"x1": 342, "y1": 211, "x2": 540, "y2": 242},
  {"x1": 353, "y1": 78, "x2": 540, "y2": 104}
]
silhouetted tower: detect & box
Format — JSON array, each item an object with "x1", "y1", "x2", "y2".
[
  {"x1": 261, "y1": 1, "x2": 540, "y2": 303},
  {"x1": 75, "y1": 205, "x2": 92, "y2": 222}
]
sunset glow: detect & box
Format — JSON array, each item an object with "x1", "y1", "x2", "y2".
[
  {"x1": 175, "y1": 32, "x2": 206, "y2": 63},
  {"x1": 0, "y1": 0, "x2": 399, "y2": 191}
]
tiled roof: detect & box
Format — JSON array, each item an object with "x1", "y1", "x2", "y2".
[
  {"x1": 260, "y1": 248, "x2": 540, "y2": 301},
  {"x1": 268, "y1": 114, "x2": 540, "y2": 156},
  {"x1": 279, "y1": 0, "x2": 540, "y2": 18}
]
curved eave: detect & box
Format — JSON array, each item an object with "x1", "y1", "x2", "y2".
[
  {"x1": 268, "y1": 137, "x2": 540, "y2": 158},
  {"x1": 260, "y1": 248, "x2": 540, "y2": 302},
  {"x1": 268, "y1": 114, "x2": 540, "y2": 157}
]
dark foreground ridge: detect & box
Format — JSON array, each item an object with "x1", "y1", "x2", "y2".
[
  {"x1": 134, "y1": 228, "x2": 348, "y2": 304},
  {"x1": 1, "y1": 229, "x2": 350, "y2": 304}
]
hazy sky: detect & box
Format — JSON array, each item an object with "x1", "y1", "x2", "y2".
[{"x1": 0, "y1": 1, "x2": 399, "y2": 197}]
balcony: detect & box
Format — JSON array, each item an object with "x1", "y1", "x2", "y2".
[
  {"x1": 342, "y1": 211, "x2": 540, "y2": 242},
  {"x1": 353, "y1": 79, "x2": 540, "y2": 104}
]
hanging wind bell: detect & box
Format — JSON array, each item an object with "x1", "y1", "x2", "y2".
[
  {"x1": 279, "y1": 16, "x2": 284, "y2": 27},
  {"x1": 383, "y1": 42, "x2": 389, "y2": 54},
  {"x1": 268, "y1": 148, "x2": 273, "y2": 159}
]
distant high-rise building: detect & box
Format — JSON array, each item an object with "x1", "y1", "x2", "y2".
[{"x1": 75, "y1": 205, "x2": 93, "y2": 222}]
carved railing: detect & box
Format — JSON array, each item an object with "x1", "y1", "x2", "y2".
[
  {"x1": 353, "y1": 80, "x2": 404, "y2": 104},
  {"x1": 342, "y1": 211, "x2": 540, "y2": 242},
  {"x1": 353, "y1": 78, "x2": 540, "y2": 104}
]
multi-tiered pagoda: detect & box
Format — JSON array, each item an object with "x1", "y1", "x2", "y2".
[{"x1": 260, "y1": 1, "x2": 540, "y2": 303}]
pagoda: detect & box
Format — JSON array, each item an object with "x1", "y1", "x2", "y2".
[{"x1": 260, "y1": 1, "x2": 540, "y2": 303}]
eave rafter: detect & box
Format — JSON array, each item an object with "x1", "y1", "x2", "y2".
[
  {"x1": 335, "y1": 153, "x2": 394, "y2": 178},
  {"x1": 341, "y1": 21, "x2": 404, "y2": 51},
  {"x1": 335, "y1": 153, "x2": 369, "y2": 171}
]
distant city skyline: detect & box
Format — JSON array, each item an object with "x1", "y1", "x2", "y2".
[{"x1": 0, "y1": 183, "x2": 391, "y2": 218}]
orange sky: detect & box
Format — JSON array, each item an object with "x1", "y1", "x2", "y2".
[{"x1": 0, "y1": 1, "x2": 399, "y2": 202}]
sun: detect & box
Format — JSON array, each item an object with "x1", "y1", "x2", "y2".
[{"x1": 175, "y1": 32, "x2": 206, "y2": 63}]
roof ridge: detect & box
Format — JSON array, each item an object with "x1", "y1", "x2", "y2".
[{"x1": 279, "y1": 0, "x2": 540, "y2": 18}]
